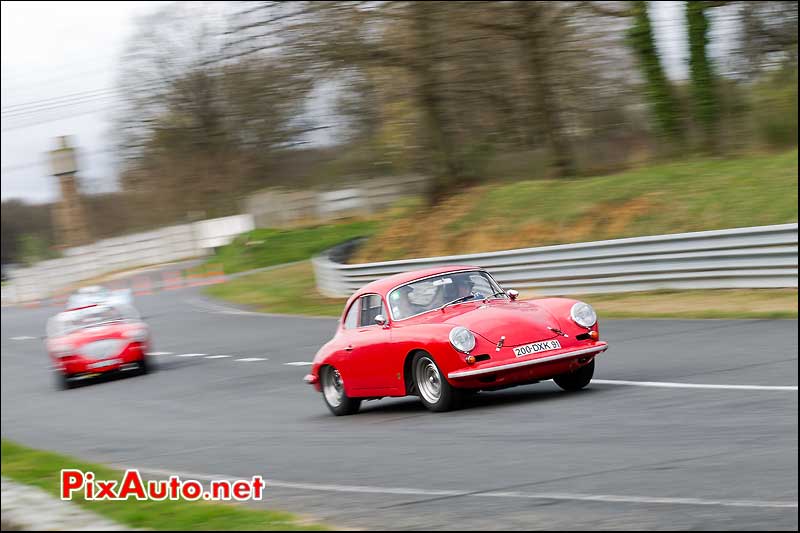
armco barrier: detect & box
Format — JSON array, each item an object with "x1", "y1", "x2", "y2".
[{"x1": 312, "y1": 224, "x2": 799, "y2": 297}]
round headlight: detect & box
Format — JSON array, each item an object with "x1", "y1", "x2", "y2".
[
  {"x1": 124, "y1": 327, "x2": 149, "y2": 342},
  {"x1": 50, "y1": 341, "x2": 74, "y2": 357},
  {"x1": 570, "y1": 302, "x2": 597, "y2": 328},
  {"x1": 449, "y1": 326, "x2": 476, "y2": 354}
]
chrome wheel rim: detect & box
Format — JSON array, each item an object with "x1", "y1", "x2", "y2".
[
  {"x1": 415, "y1": 356, "x2": 442, "y2": 404},
  {"x1": 322, "y1": 368, "x2": 344, "y2": 408}
]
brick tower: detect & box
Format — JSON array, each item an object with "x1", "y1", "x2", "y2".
[{"x1": 49, "y1": 136, "x2": 91, "y2": 248}]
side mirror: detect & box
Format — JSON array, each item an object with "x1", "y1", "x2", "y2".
[
  {"x1": 374, "y1": 314, "x2": 387, "y2": 326},
  {"x1": 507, "y1": 289, "x2": 519, "y2": 301}
]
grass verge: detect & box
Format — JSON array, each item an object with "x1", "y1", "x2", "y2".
[
  {"x1": 553, "y1": 288, "x2": 799, "y2": 319},
  {"x1": 201, "y1": 220, "x2": 376, "y2": 275},
  {"x1": 1, "y1": 439, "x2": 326, "y2": 531},
  {"x1": 206, "y1": 262, "x2": 797, "y2": 320},
  {"x1": 205, "y1": 262, "x2": 344, "y2": 317}
]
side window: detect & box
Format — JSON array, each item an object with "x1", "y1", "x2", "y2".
[
  {"x1": 343, "y1": 300, "x2": 359, "y2": 329},
  {"x1": 358, "y1": 294, "x2": 385, "y2": 327}
]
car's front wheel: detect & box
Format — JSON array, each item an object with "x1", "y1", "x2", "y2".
[
  {"x1": 321, "y1": 366, "x2": 361, "y2": 416},
  {"x1": 553, "y1": 359, "x2": 595, "y2": 391},
  {"x1": 413, "y1": 352, "x2": 462, "y2": 412},
  {"x1": 137, "y1": 355, "x2": 152, "y2": 375},
  {"x1": 56, "y1": 372, "x2": 74, "y2": 391}
]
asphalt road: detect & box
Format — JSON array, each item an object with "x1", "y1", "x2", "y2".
[{"x1": 2, "y1": 287, "x2": 797, "y2": 530}]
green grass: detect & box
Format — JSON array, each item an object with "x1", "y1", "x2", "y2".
[
  {"x1": 206, "y1": 262, "x2": 797, "y2": 320},
  {"x1": 206, "y1": 262, "x2": 345, "y2": 317},
  {"x1": 204, "y1": 220, "x2": 376, "y2": 274},
  {"x1": 560, "y1": 288, "x2": 798, "y2": 319},
  {"x1": 353, "y1": 149, "x2": 798, "y2": 262},
  {"x1": 1, "y1": 439, "x2": 326, "y2": 531}
]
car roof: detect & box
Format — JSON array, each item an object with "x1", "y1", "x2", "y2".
[{"x1": 355, "y1": 265, "x2": 485, "y2": 296}]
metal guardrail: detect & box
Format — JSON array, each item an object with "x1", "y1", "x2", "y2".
[{"x1": 312, "y1": 223, "x2": 799, "y2": 297}]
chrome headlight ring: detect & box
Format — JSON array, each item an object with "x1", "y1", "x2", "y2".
[
  {"x1": 570, "y1": 302, "x2": 597, "y2": 328},
  {"x1": 449, "y1": 326, "x2": 476, "y2": 354}
]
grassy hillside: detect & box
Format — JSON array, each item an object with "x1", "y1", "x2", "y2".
[
  {"x1": 353, "y1": 150, "x2": 798, "y2": 263},
  {"x1": 205, "y1": 220, "x2": 376, "y2": 274}
]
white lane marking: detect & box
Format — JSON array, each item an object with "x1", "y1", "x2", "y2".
[
  {"x1": 593, "y1": 379, "x2": 798, "y2": 392},
  {"x1": 185, "y1": 298, "x2": 264, "y2": 316},
  {"x1": 184, "y1": 296, "x2": 334, "y2": 320},
  {"x1": 10, "y1": 336, "x2": 37, "y2": 341},
  {"x1": 284, "y1": 361, "x2": 313, "y2": 366},
  {"x1": 176, "y1": 353, "x2": 207, "y2": 358},
  {"x1": 146, "y1": 351, "x2": 172, "y2": 356},
  {"x1": 205, "y1": 355, "x2": 231, "y2": 359},
  {"x1": 130, "y1": 467, "x2": 797, "y2": 510},
  {"x1": 481, "y1": 491, "x2": 799, "y2": 509},
  {"x1": 235, "y1": 357, "x2": 267, "y2": 362}
]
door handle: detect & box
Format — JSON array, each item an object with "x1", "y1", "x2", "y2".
[{"x1": 345, "y1": 345, "x2": 354, "y2": 352}]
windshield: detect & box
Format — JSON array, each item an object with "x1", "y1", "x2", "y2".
[
  {"x1": 47, "y1": 304, "x2": 140, "y2": 338},
  {"x1": 387, "y1": 270, "x2": 505, "y2": 321},
  {"x1": 67, "y1": 286, "x2": 111, "y2": 308}
]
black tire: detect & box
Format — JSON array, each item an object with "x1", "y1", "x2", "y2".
[
  {"x1": 553, "y1": 359, "x2": 595, "y2": 392},
  {"x1": 320, "y1": 366, "x2": 361, "y2": 416},
  {"x1": 137, "y1": 355, "x2": 152, "y2": 375},
  {"x1": 56, "y1": 372, "x2": 74, "y2": 390},
  {"x1": 412, "y1": 352, "x2": 463, "y2": 412}
]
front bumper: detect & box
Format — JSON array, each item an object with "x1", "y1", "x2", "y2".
[
  {"x1": 447, "y1": 341, "x2": 608, "y2": 379},
  {"x1": 55, "y1": 342, "x2": 147, "y2": 376}
]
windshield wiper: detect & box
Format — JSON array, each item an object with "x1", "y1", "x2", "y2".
[{"x1": 440, "y1": 293, "x2": 477, "y2": 311}]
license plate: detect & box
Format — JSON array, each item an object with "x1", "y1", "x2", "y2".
[
  {"x1": 513, "y1": 339, "x2": 562, "y2": 358},
  {"x1": 88, "y1": 358, "x2": 122, "y2": 369}
]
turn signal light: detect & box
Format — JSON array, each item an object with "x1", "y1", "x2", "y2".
[
  {"x1": 465, "y1": 355, "x2": 476, "y2": 365},
  {"x1": 589, "y1": 330, "x2": 599, "y2": 340}
]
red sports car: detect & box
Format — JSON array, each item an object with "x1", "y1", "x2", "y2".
[
  {"x1": 46, "y1": 303, "x2": 152, "y2": 390},
  {"x1": 306, "y1": 265, "x2": 608, "y2": 415}
]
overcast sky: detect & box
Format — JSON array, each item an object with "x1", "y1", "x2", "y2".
[{"x1": 0, "y1": 1, "x2": 733, "y2": 204}]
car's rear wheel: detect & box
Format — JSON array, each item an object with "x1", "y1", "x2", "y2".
[
  {"x1": 321, "y1": 366, "x2": 361, "y2": 416},
  {"x1": 553, "y1": 359, "x2": 595, "y2": 391},
  {"x1": 413, "y1": 352, "x2": 462, "y2": 412}
]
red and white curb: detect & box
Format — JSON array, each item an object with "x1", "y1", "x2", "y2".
[{"x1": 1, "y1": 477, "x2": 129, "y2": 531}]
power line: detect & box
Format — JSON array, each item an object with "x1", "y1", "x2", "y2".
[
  {"x1": 0, "y1": 148, "x2": 115, "y2": 174},
  {"x1": 2, "y1": 91, "x2": 119, "y2": 119},
  {"x1": 0, "y1": 104, "x2": 117, "y2": 132},
  {"x1": 1, "y1": 81, "x2": 165, "y2": 125},
  {"x1": 0, "y1": 65, "x2": 112, "y2": 95},
  {"x1": 2, "y1": 86, "x2": 119, "y2": 113}
]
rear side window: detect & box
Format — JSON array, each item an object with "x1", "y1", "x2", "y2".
[
  {"x1": 358, "y1": 294, "x2": 385, "y2": 327},
  {"x1": 343, "y1": 300, "x2": 359, "y2": 329}
]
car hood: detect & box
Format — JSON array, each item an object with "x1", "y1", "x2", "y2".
[
  {"x1": 441, "y1": 300, "x2": 562, "y2": 346},
  {"x1": 58, "y1": 322, "x2": 139, "y2": 347}
]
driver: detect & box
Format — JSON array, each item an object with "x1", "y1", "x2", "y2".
[
  {"x1": 453, "y1": 275, "x2": 477, "y2": 300},
  {"x1": 390, "y1": 285, "x2": 416, "y2": 319}
]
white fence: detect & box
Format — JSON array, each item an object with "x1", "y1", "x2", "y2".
[
  {"x1": 2, "y1": 214, "x2": 254, "y2": 303},
  {"x1": 312, "y1": 223, "x2": 799, "y2": 297}
]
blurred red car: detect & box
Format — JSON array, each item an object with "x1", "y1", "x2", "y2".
[
  {"x1": 306, "y1": 266, "x2": 608, "y2": 415},
  {"x1": 46, "y1": 303, "x2": 152, "y2": 390}
]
